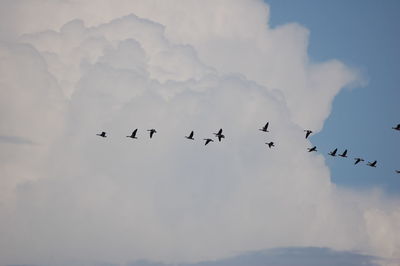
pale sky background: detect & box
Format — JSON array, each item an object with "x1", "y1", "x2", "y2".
[{"x1": 0, "y1": 1, "x2": 399, "y2": 266}]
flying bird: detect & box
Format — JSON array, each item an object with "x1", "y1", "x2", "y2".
[
  {"x1": 147, "y1": 129, "x2": 157, "y2": 138},
  {"x1": 126, "y1": 129, "x2": 138, "y2": 139},
  {"x1": 308, "y1": 146, "x2": 317, "y2": 152},
  {"x1": 213, "y1": 128, "x2": 225, "y2": 142},
  {"x1": 367, "y1": 160, "x2": 377, "y2": 167},
  {"x1": 354, "y1": 158, "x2": 364, "y2": 165},
  {"x1": 395, "y1": 170, "x2": 400, "y2": 174},
  {"x1": 304, "y1": 130, "x2": 313, "y2": 139},
  {"x1": 185, "y1": 131, "x2": 194, "y2": 140},
  {"x1": 96, "y1": 131, "x2": 107, "y2": 138},
  {"x1": 265, "y1": 141, "x2": 275, "y2": 148},
  {"x1": 203, "y1": 138, "x2": 214, "y2": 145},
  {"x1": 392, "y1": 124, "x2": 400, "y2": 131},
  {"x1": 214, "y1": 128, "x2": 223, "y2": 136},
  {"x1": 328, "y1": 148, "x2": 338, "y2": 156},
  {"x1": 339, "y1": 149, "x2": 348, "y2": 158},
  {"x1": 259, "y1": 122, "x2": 269, "y2": 132}
]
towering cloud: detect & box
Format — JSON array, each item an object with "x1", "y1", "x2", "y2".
[{"x1": 0, "y1": 1, "x2": 398, "y2": 265}]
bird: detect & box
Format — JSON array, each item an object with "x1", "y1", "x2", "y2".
[
  {"x1": 96, "y1": 131, "x2": 107, "y2": 138},
  {"x1": 392, "y1": 124, "x2": 400, "y2": 131},
  {"x1": 126, "y1": 129, "x2": 138, "y2": 139},
  {"x1": 354, "y1": 158, "x2": 364, "y2": 165},
  {"x1": 304, "y1": 130, "x2": 313, "y2": 139},
  {"x1": 147, "y1": 129, "x2": 157, "y2": 138},
  {"x1": 214, "y1": 128, "x2": 223, "y2": 136},
  {"x1": 339, "y1": 149, "x2": 348, "y2": 158},
  {"x1": 395, "y1": 170, "x2": 400, "y2": 174},
  {"x1": 265, "y1": 142, "x2": 275, "y2": 148},
  {"x1": 259, "y1": 122, "x2": 269, "y2": 132},
  {"x1": 367, "y1": 160, "x2": 377, "y2": 167},
  {"x1": 185, "y1": 131, "x2": 194, "y2": 140},
  {"x1": 308, "y1": 146, "x2": 317, "y2": 152},
  {"x1": 213, "y1": 128, "x2": 225, "y2": 142},
  {"x1": 216, "y1": 134, "x2": 225, "y2": 142},
  {"x1": 328, "y1": 148, "x2": 337, "y2": 156},
  {"x1": 203, "y1": 138, "x2": 214, "y2": 145}
]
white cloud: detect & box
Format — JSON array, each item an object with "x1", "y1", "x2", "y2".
[{"x1": 0, "y1": 1, "x2": 398, "y2": 265}]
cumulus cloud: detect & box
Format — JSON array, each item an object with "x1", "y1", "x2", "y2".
[{"x1": 0, "y1": 1, "x2": 398, "y2": 266}]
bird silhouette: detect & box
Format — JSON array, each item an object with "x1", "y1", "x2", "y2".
[
  {"x1": 185, "y1": 131, "x2": 194, "y2": 140},
  {"x1": 214, "y1": 128, "x2": 225, "y2": 142},
  {"x1": 304, "y1": 130, "x2": 313, "y2": 139},
  {"x1": 265, "y1": 141, "x2": 275, "y2": 148},
  {"x1": 339, "y1": 149, "x2": 348, "y2": 158},
  {"x1": 354, "y1": 158, "x2": 364, "y2": 165},
  {"x1": 147, "y1": 129, "x2": 157, "y2": 138},
  {"x1": 126, "y1": 129, "x2": 138, "y2": 139},
  {"x1": 328, "y1": 148, "x2": 337, "y2": 156},
  {"x1": 395, "y1": 170, "x2": 400, "y2": 174},
  {"x1": 203, "y1": 138, "x2": 214, "y2": 145},
  {"x1": 392, "y1": 124, "x2": 400, "y2": 131},
  {"x1": 367, "y1": 160, "x2": 377, "y2": 167},
  {"x1": 259, "y1": 122, "x2": 269, "y2": 132},
  {"x1": 308, "y1": 146, "x2": 317, "y2": 152},
  {"x1": 96, "y1": 131, "x2": 107, "y2": 138},
  {"x1": 214, "y1": 128, "x2": 223, "y2": 135}
]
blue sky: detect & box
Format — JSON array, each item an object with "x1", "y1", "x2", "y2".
[{"x1": 266, "y1": 0, "x2": 400, "y2": 194}]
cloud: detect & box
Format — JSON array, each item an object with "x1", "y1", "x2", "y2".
[
  {"x1": 0, "y1": 135, "x2": 35, "y2": 145},
  {"x1": 0, "y1": 1, "x2": 398, "y2": 266},
  {"x1": 129, "y1": 247, "x2": 380, "y2": 266}
]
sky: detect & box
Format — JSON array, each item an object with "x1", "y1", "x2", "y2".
[
  {"x1": 267, "y1": 0, "x2": 400, "y2": 194},
  {"x1": 0, "y1": 1, "x2": 399, "y2": 266}
]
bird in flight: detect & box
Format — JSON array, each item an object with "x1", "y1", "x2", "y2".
[
  {"x1": 265, "y1": 141, "x2": 275, "y2": 148},
  {"x1": 395, "y1": 170, "x2": 400, "y2": 174},
  {"x1": 304, "y1": 130, "x2": 313, "y2": 139},
  {"x1": 354, "y1": 158, "x2": 364, "y2": 165},
  {"x1": 126, "y1": 129, "x2": 138, "y2": 139},
  {"x1": 328, "y1": 148, "x2": 337, "y2": 156},
  {"x1": 259, "y1": 122, "x2": 269, "y2": 132},
  {"x1": 308, "y1": 146, "x2": 317, "y2": 152},
  {"x1": 392, "y1": 124, "x2": 400, "y2": 131},
  {"x1": 339, "y1": 149, "x2": 348, "y2": 158},
  {"x1": 147, "y1": 129, "x2": 157, "y2": 138},
  {"x1": 367, "y1": 160, "x2": 377, "y2": 167},
  {"x1": 203, "y1": 138, "x2": 214, "y2": 145},
  {"x1": 185, "y1": 131, "x2": 194, "y2": 140},
  {"x1": 96, "y1": 131, "x2": 107, "y2": 138},
  {"x1": 214, "y1": 128, "x2": 225, "y2": 142}
]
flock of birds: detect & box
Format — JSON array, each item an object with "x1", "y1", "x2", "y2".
[{"x1": 97, "y1": 123, "x2": 400, "y2": 173}]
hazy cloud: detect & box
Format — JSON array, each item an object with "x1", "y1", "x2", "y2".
[{"x1": 0, "y1": 135, "x2": 35, "y2": 145}]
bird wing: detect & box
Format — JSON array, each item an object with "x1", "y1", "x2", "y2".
[
  {"x1": 132, "y1": 129, "x2": 137, "y2": 136},
  {"x1": 189, "y1": 131, "x2": 194, "y2": 138}
]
